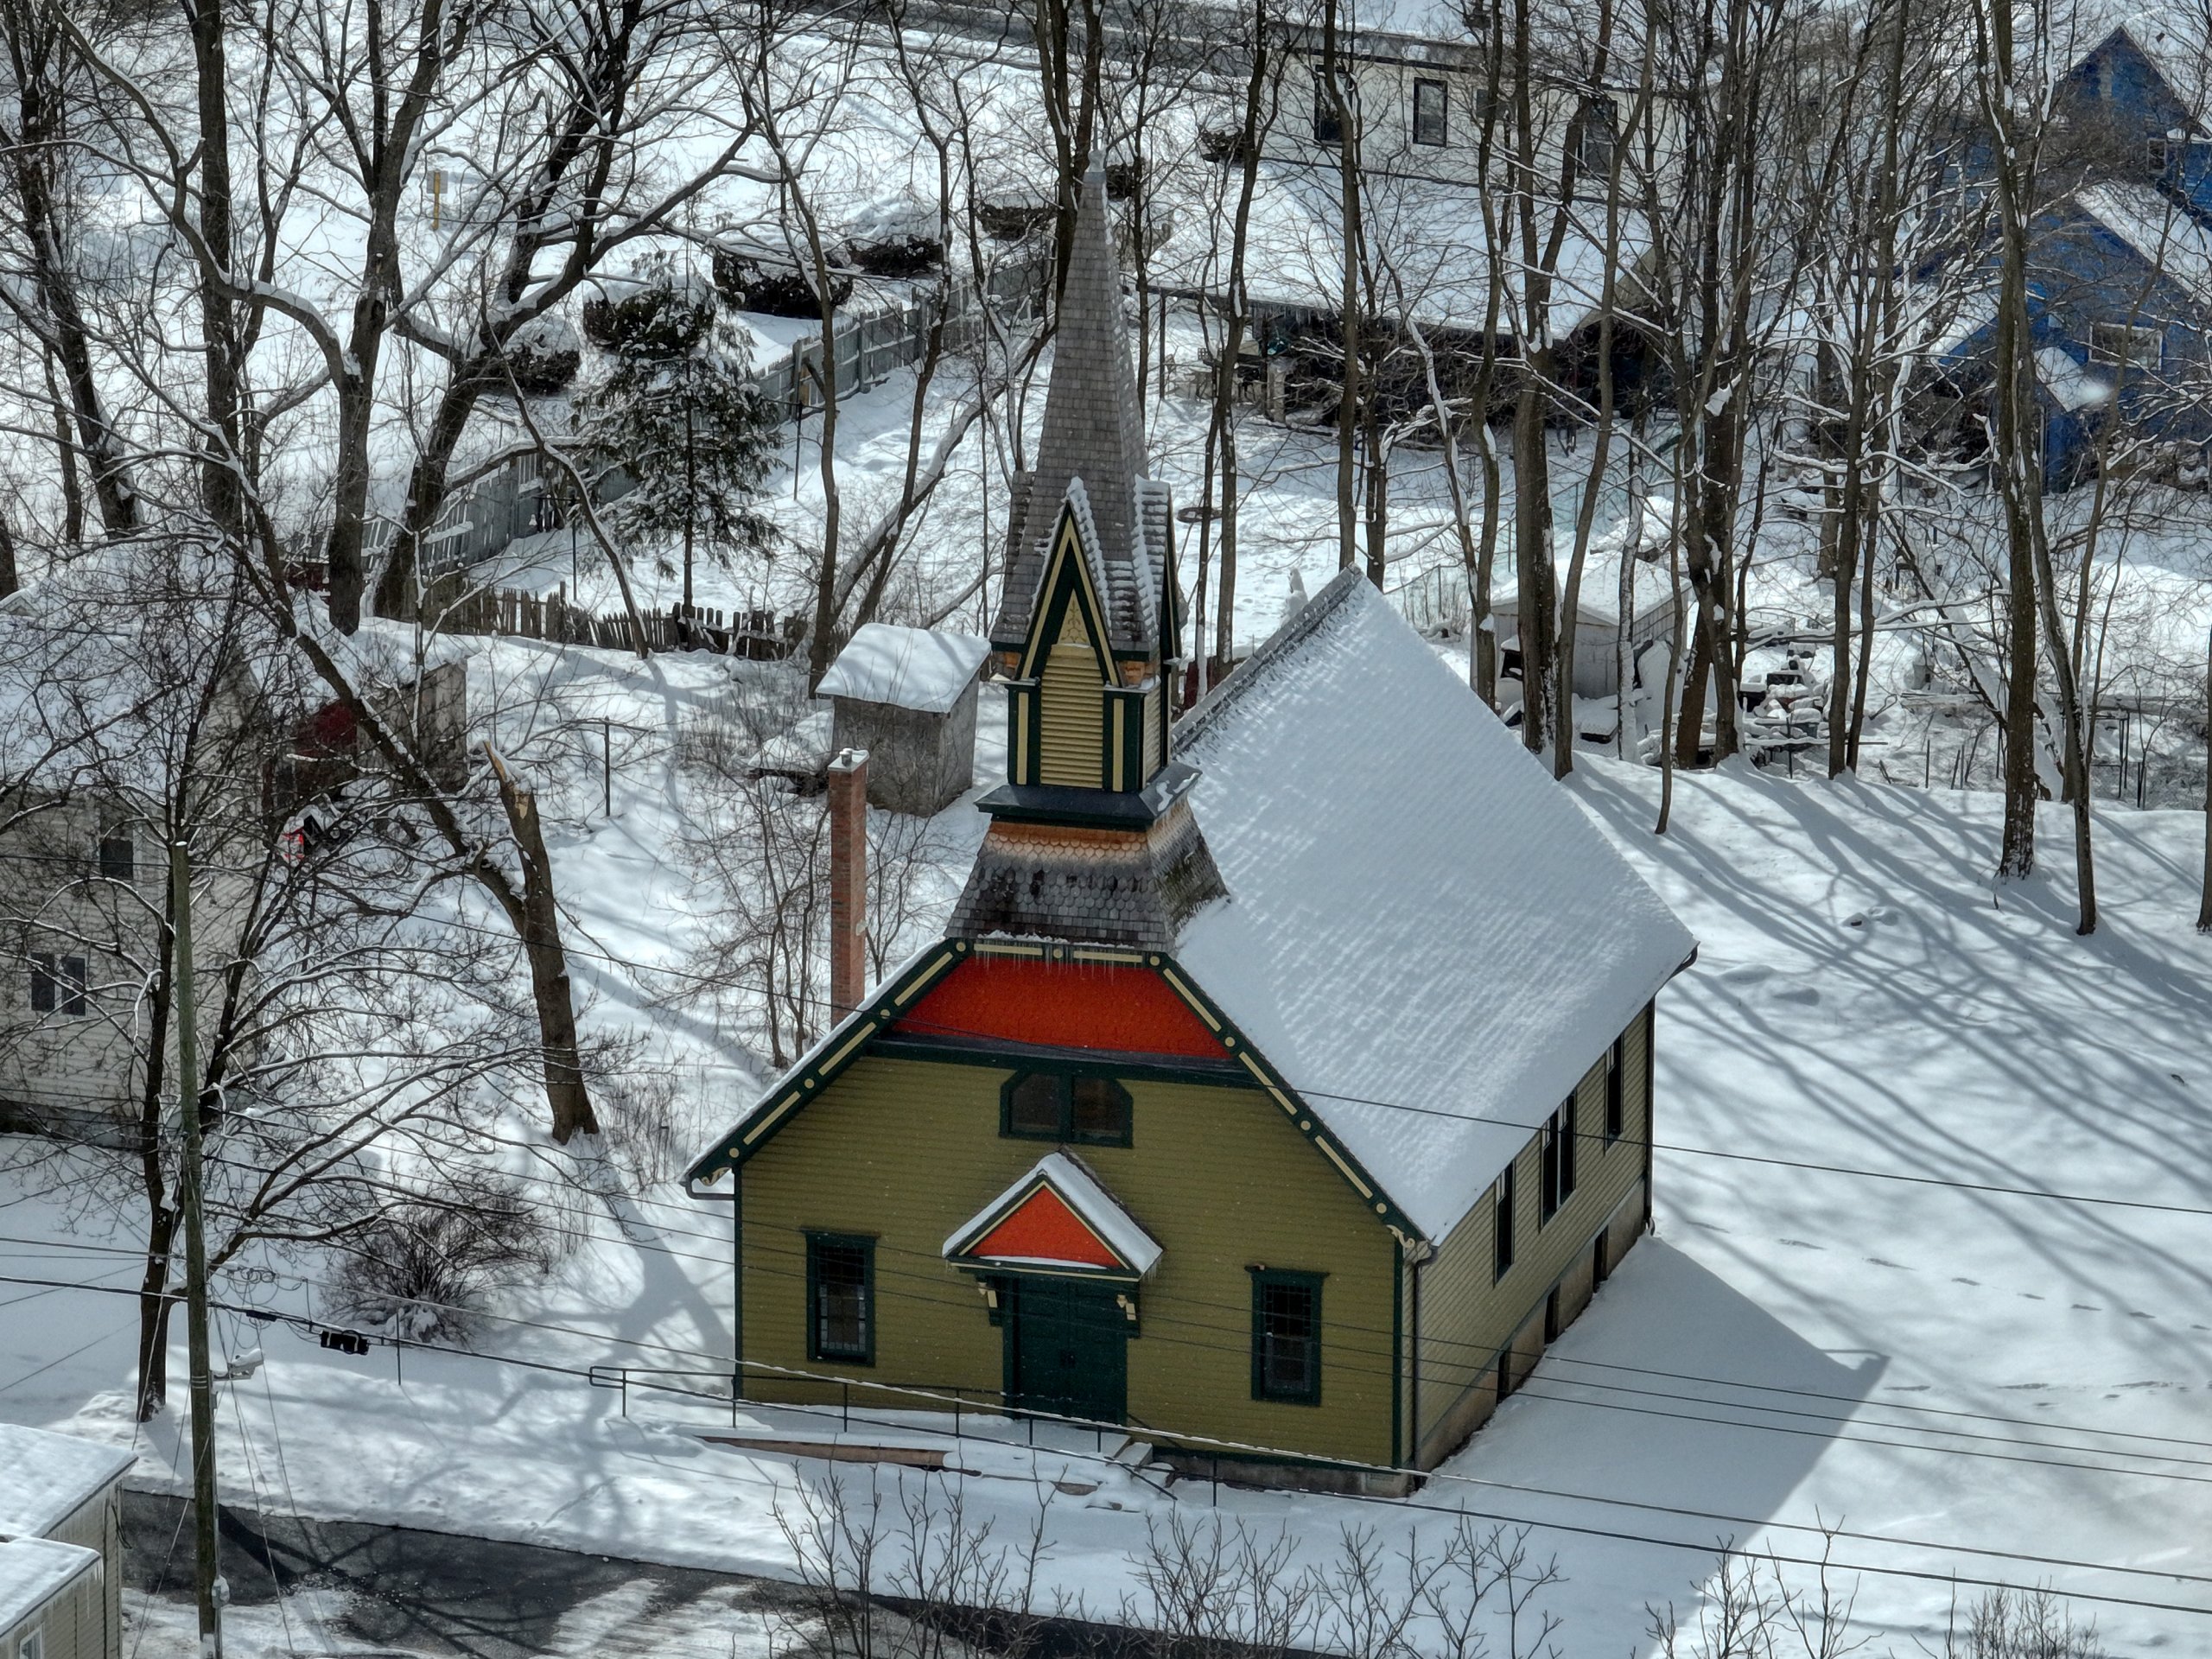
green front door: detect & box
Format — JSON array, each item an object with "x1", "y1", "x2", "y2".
[{"x1": 1007, "y1": 1276, "x2": 1127, "y2": 1425}]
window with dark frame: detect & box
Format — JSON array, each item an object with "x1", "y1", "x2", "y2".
[
  {"x1": 98, "y1": 834, "x2": 135, "y2": 884},
  {"x1": 1412, "y1": 78, "x2": 1448, "y2": 147},
  {"x1": 1313, "y1": 73, "x2": 1344, "y2": 145},
  {"x1": 1491, "y1": 1163, "x2": 1516, "y2": 1281},
  {"x1": 806, "y1": 1234, "x2": 874, "y2": 1363},
  {"x1": 1539, "y1": 1096, "x2": 1576, "y2": 1223},
  {"x1": 29, "y1": 954, "x2": 86, "y2": 1018},
  {"x1": 1605, "y1": 1039, "x2": 1625, "y2": 1141},
  {"x1": 1249, "y1": 1269, "x2": 1322, "y2": 1403},
  {"x1": 1000, "y1": 1070, "x2": 1133, "y2": 1146}
]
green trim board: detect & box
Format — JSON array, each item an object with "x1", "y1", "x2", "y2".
[
  {"x1": 871, "y1": 1032, "x2": 1255, "y2": 1088},
  {"x1": 687, "y1": 936, "x2": 1427, "y2": 1247}
]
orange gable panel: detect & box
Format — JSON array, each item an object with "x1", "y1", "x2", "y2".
[
  {"x1": 969, "y1": 1185, "x2": 1126, "y2": 1268},
  {"x1": 894, "y1": 956, "x2": 1223, "y2": 1058}
]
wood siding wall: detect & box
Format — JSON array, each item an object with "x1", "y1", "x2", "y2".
[
  {"x1": 737, "y1": 1055, "x2": 1400, "y2": 1465},
  {"x1": 1037, "y1": 619, "x2": 1103, "y2": 787},
  {"x1": 1411, "y1": 1003, "x2": 1654, "y2": 1467}
]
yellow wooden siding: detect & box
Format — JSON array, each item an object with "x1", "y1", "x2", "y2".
[
  {"x1": 739, "y1": 1055, "x2": 1400, "y2": 1465},
  {"x1": 1411, "y1": 1007, "x2": 1652, "y2": 1465},
  {"x1": 1037, "y1": 606, "x2": 1104, "y2": 786}
]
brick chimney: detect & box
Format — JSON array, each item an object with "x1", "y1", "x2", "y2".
[{"x1": 826, "y1": 748, "x2": 868, "y2": 1020}]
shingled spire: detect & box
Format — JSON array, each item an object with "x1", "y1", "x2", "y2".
[{"x1": 991, "y1": 160, "x2": 1172, "y2": 659}]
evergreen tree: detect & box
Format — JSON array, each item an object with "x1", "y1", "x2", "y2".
[{"x1": 578, "y1": 263, "x2": 779, "y2": 609}]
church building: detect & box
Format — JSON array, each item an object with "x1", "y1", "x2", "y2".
[{"x1": 686, "y1": 162, "x2": 1695, "y2": 1489}]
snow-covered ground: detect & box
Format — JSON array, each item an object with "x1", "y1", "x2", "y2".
[{"x1": 7, "y1": 620, "x2": 2212, "y2": 1654}]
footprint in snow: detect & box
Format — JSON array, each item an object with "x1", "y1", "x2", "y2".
[
  {"x1": 1841, "y1": 906, "x2": 1897, "y2": 929},
  {"x1": 1778, "y1": 1238, "x2": 1821, "y2": 1249},
  {"x1": 1769, "y1": 984, "x2": 1821, "y2": 1006},
  {"x1": 2072, "y1": 1303, "x2": 2102, "y2": 1312},
  {"x1": 1950, "y1": 1276, "x2": 1980, "y2": 1286},
  {"x1": 1866, "y1": 1256, "x2": 1909, "y2": 1269},
  {"x1": 1719, "y1": 963, "x2": 1774, "y2": 987}
]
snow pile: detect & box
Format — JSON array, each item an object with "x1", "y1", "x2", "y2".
[
  {"x1": 815, "y1": 624, "x2": 990, "y2": 715},
  {"x1": 1174, "y1": 573, "x2": 1695, "y2": 1237}
]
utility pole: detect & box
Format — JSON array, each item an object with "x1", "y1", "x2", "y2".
[{"x1": 170, "y1": 840, "x2": 224, "y2": 1659}]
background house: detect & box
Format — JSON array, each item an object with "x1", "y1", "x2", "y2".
[
  {"x1": 814, "y1": 624, "x2": 990, "y2": 816},
  {"x1": 0, "y1": 1425, "x2": 133, "y2": 1659},
  {"x1": 1929, "y1": 22, "x2": 2212, "y2": 486}
]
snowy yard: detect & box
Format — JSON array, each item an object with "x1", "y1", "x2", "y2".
[{"x1": 6, "y1": 627, "x2": 2211, "y2": 1656}]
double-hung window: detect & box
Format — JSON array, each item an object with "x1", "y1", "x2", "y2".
[
  {"x1": 806, "y1": 1234, "x2": 874, "y2": 1364},
  {"x1": 1249, "y1": 1269, "x2": 1323, "y2": 1404},
  {"x1": 1491, "y1": 1163, "x2": 1516, "y2": 1281},
  {"x1": 98, "y1": 833, "x2": 136, "y2": 884},
  {"x1": 1539, "y1": 1096, "x2": 1577, "y2": 1223},
  {"x1": 1412, "y1": 78, "x2": 1448, "y2": 147},
  {"x1": 29, "y1": 954, "x2": 87, "y2": 1018},
  {"x1": 1605, "y1": 1039, "x2": 1625, "y2": 1141},
  {"x1": 1313, "y1": 73, "x2": 1344, "y2": 145}
]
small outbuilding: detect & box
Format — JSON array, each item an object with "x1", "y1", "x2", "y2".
[
  {"x1": 0, "y1": 1425, "x2": 135, "y2": 1659},
  {"x1": 816, "y1": 624, "x2": 991, "y2": 816}
]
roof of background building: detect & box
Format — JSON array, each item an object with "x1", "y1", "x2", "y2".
[
  {"x1": 817, "y1": 623, "x2": 990, "y2": 715},
  {"x1": 0, "y1": 1424, "x2": 134, "y2": 1540},
  {"x1": 0, "y1": 1537, "x2": 100, "y2": 1634}
]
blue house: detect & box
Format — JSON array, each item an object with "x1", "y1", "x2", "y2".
[{"x1": 1931, "y1": 23, "x2": 2212, "y2": 486}]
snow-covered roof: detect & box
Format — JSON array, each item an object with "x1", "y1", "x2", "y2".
[
  {"x1": 942, "y1": 1151, "x2": 1165, "y2": 1275},
  {"x1": 2072, "y1": 181, "x2": 2212, "y2": 307},
  {"x1": 0, "y1": 1537, "x2": 99, "y2": 1632},
  {"x1": 816, "y1": 624, "x2": 989, "y2": 715},
  {"x1": 2034, "y1": 346, "x2": 2113, "y2": 412},
  {"x1": 0, "y1": 1424, "x2": 133, "y2": 1538},
  {"x1": 1172, "y1": 571, "x2": 1695, "y2": 1241},
  {"x1": 1151, "y1": 162, "x2": 1645, "y2": 335}
]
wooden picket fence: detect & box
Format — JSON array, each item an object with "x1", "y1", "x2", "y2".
[{"x1": 422, "y1": 578, "x2": 799, "y2": 658}]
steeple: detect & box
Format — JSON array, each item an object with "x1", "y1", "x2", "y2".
[
  {"x1": 991, "y1": 161, "x2": 1178, "y2": 665},
  {"x1": 950, "y1": 156, "x2": 1221, "y2": 950}
]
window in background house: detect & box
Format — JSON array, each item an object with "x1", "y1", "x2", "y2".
[
  {"x1": 99, "y1": 832, "x2": 135, "y2": 883},
  {"x1": 1492, "y1": 1162, "x2": 1516, "y2": 1281},
  {"x1": 19, "y1": 1624, "x2": 46, "y2": 1659},
  {"x1": 29, "y1": 954, "x2": 86, "y2": 1018},
  {"x1": 1413, "y1": 78, "x2": 1448, "y2": 147},
  {"x1": 2088, "y1": 321, "x2": 2163, "y2": 370},
  {"x1": 1249, "y1": 1269, "x2": 1322, "y2": 1402},
  {"x1": 1572, "y1": 95, "x2": 1618, "y2": 180},
  {"x1": 806, "y1": 1234, "x2": 874, "y2": 1363},
  {"x1": 1605, "y1": 1039, "x2": 1625, "y2": 1140},
  {"x1": 1313, "y1": 72, "x2": 1344, "y2": 145}
]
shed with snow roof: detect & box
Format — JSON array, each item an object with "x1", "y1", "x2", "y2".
[
  {"x1": 0, "y1": 1425, "x2": 135, "y2": 1659},
  {"x1": 686, "y1": 163, "x2": 1694, "y2": 1491},
  {"x1": 816, "y1": 624, "x2": 990, "y2": 815}
]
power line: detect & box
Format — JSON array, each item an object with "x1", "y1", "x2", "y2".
[
  {"x1": 11, "y1": 1224, "x2": 2212, "y2": 1505},
  {"x1": 3, "y1": 1263, "x2": 2209, "y2": 1622},
  {"x1": 10, "y1": 842, "x2": 2205, "y2": 1220}
]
